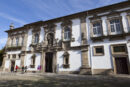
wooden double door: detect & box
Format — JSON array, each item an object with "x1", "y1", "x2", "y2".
[
  {"x1": 45, "y1": 52, "x2": 53, "y2": 72},
  {"x1": 115, "y1": 57, "x2": 129, "y2": 74}
]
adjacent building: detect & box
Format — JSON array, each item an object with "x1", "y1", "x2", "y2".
[{"x1": 2, "y1": 1, "x2": 130, "y2": 74}]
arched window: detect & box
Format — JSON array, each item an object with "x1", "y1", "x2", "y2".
[
  {"x1": 34, "y1": 33, "x2": 39, "y2": 44},
  {"x1": 64, "y1": 27, "x2": 71, "y2": 41},
  {"x1": 16, "y1": 37, "x2": 19, "y2": 46}
]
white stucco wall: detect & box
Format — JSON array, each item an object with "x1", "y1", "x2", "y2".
[
  {"x1": 101, "y1": 16, "x2": 108, "y2": 36},
  {"x1": 15, "y1": 60, "x2": 21, "y2": 67},
  {"x1": 24, "y1": 53, "x2": 41, "y2": 71},
  {"x1": 26, "y1": 29, "x2": 32, "y2": 51},
  {"x1": 71, "y1": 19, "x2": 81, "y2": 47},
  {"x1": 89, "y1": 39, "x2": 127, "y2": 69},
  {"x1": 4, "y1": 60, "x2": 10, "y2": 69},
  {"x1": 121, "y1": 12, "x2": 129, "y2": 33},
  {"x1": 55, "y1": 22, "x2": 62, "y2": 41},
  {"x1": 57, "y1": 50, "x2": 82, "y2": 72},
  {"x1": 39, "y1": 26, "x2": 44, "y2": 43}
]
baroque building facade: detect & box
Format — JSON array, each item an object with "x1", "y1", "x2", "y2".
[{"x1": 2, "y1": 1, "x2": 130, "y2": 74}]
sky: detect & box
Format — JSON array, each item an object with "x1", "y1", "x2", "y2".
[{"x1": 0, "y1": 0, "x2": 126, "y2": 49}]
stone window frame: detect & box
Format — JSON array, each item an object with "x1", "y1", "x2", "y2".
[
  {"x1": 8, "y1": 54, "x2": 10, "y2": 59},
  {"x1": 90, "y1": 19, "x2": 103, "y2": 37},
  {"x1": 61, "y1": 20, "x2": 73, "y2": 42},
  {"x1": 93, "y1": 46, "x2": 104, "y2": 56},
  {"x1": 32, "y1": 32, "x2": 40, "y2": 44},
  {"x1": 16, "y1": 37, "x2": 19, "y2": 46},
  {"x1": 11, "y1": 38, "x2": 14, "y2": 47},
  {"x1": 63, "y1": 26, "x2": 71, "y2": 41},
  {"x1": 107, "y1": 16, "x2": 124, "y2": 35},
  {"x1": 21, "y1": 35, "x2": 24, "y2": 46},
  {"x1": 126, "y1": 13, "x2": 130, "y2": 31},
  {"x1": 12, "y1": 54, "x2": 16, "y2": 59},
  {"x1": 63, "y1": 51, "x2": 70, "y2": 68},
  {"x1": 111, "y1": 44, "x2": 127, "y2": 55}
]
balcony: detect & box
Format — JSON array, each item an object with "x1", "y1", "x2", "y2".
[{"x1": 6, "y1": 44, "x2": 23, "y2": 50}]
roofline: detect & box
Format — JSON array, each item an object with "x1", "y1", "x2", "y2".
[{"x1": 5, "y1": 1, "x2": 130, "y2": 33}]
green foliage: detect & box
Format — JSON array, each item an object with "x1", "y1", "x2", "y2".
[{"x1": 0, "y1": 48, "x2": 5, "y2": 66}]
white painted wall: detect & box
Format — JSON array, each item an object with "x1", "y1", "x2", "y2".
[
  {"x1": 86, "y1": 15, "x2": 130, "y2": 69},
  {"x1": 71, "y1": 19, "x2": 81, "y2": 47},
  {"x1": 120, "y1": 12, "x2": 129, "y2": 33},
  {"x1": 57, "y1": 50, "x2": 82, "y2": 71},
  {"x1": 24, "y1": 53, "x2": 41, "y2": 71},
  {"x1": 89, "y1": 39, "x2": 127, "y2": 69},
  {"x1": 26, "y1": 29, "x2": 32, "y2": 51},
  {"x1": 15, "y1": 60, "x2": 21, "y2": 67},
  {"x1": 39, "y1": 26, "x2": 44, "y2": 43},
  {"x1": 55, "y1": 22, "x2": 62, "y2": 41},
  {"x1": 4, "y1": 60, "x2": 10, "y2": 69},
  {"x1": 7, "y1": 51, "x2": 21, "y2": 54},
  {"x1": 101, "y1": 16, "x2": 108, "y2": 36}
]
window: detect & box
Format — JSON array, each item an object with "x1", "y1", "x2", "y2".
[
  {"x1": 8, "y1": 55, "x2": 10, "y2": 59},
  {"x1": 12, "y1": 54, "x2": 16, "y2": 59},
  {"x1": 63, "y1": 51, "x2": 69, "y2": 68},
  {"x1": 112, "y1": 44, "x2": 127, "y2": 54},
  {"x1": 16, "y1": 37, "x2": 19, "y2": 46},
  {"x1": 110, "y1": 19, "x2": 122, "y2": 34},
  {"x1": 93, "y1": 22, "x2": 102, "y2": 36},
  {"x1": 18, "y1": 54, "x2": 21, "y2": 59},
  {"x1": 64, "y1": 27, "x2": 71, "y2": 41},
  {"x1": 30, "y1": 54, "x2": 36, "y2": 68},
  {"x1": 21, "y1": 36, "x2": 24, "y2": 46},
  {"x1": 34, "y1": 33, "x2": 39, "y2": 44},
  {"x1": 11, "y1": 38, "x2": 13, "y2": 46},
  {"x1": 93, "y1": 46, "x2": 104, "y2": 56}
]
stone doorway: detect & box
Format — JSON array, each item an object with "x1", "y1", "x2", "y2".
[
  {"x1": 115, "y1": 57, "x2": 129, "y2": 74},
  {"x1": 45, "y1": 52, "x2": 53, "y2": 72},
  {"x1": 11, "y1": 61, "x2": 15, "y2": 72}
]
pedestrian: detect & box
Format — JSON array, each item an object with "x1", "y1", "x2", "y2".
[
  {"x1": 15, "y1": 65, "x2": 19, "y2": 72},
  {"x1": 11, "y1": 65, "x2": 14, "y2": 72},
  {"x1": 24, "y1": 66, "x2": 27, "y2": 73},
  {"x1": 21, "y1": 65, "x2": 24, "y2": 74},
  {"x1": 37, "y1": 65, "x2": 41, "y2": 72}
]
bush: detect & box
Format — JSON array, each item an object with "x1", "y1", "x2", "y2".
[{"x1": 0, "y1": 48, "x2": 5, "y2": 66}]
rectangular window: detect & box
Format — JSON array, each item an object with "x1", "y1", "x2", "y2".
[
  {"x1": 110, "y1": 19, "x2": 122, "y2": 34},
  {"x1": 12, "y1": 54, "x2": 16, "y2": 59},
  {"x1": 92, "y1": 22, "x2": 102, "y2": 36},
  {"x1": 21, "y1": 36, "x2": 24, "y2": 46},
  {"x1": 8, "y1": 55, "x2": 10, "y2": 59},
  {"x1": 16, "y1": 37, "x2": 19, "y2": 46},
  {"x1": 112, "y1": 44, "x2": 127, "y2": 54},
  {"x1": 93, "y1": 46, "x2": 104, "y2": 56}
]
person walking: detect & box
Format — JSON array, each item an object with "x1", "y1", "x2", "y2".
[
  {"x1": 21, "y1": 65, "x2": 24, "y2": 74},
  {"x1": 24, "y1": 66, "x2": 27, "y2": 73},
  {"x1": 15, "y1": 65, "x2": 19, "y2": 72},
  {"x1": 11, "y1": 65, "x2": 14, "y2": 72}
]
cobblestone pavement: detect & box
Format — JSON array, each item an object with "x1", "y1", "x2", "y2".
[{"x1": 0, "y1": 72, "x2": 130, "y2": 87}]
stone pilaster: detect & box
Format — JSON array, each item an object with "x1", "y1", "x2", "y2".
[
  {"x1": 2, "y1": 53, "x2": 7, "y2": 71},
  {"x1": 20, "y1": 53, "x2": 25, "y2": 67},
  {"x1": 80, "y1": 16, "x2": 87, "y2": 45},
  {"x1": 20, "y1": 31, "x2": 28, "y2": 67},
  {"x1": 80, "y1": 16, "x2": 91, "y2": 74},
  {"x1": 40, "y1": 52, "x2": 45, "y2": 73}
]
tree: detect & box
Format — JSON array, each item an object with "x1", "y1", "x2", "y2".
[{"x1": 0, "y1": 48, "x2": 5, "y2": 66}]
